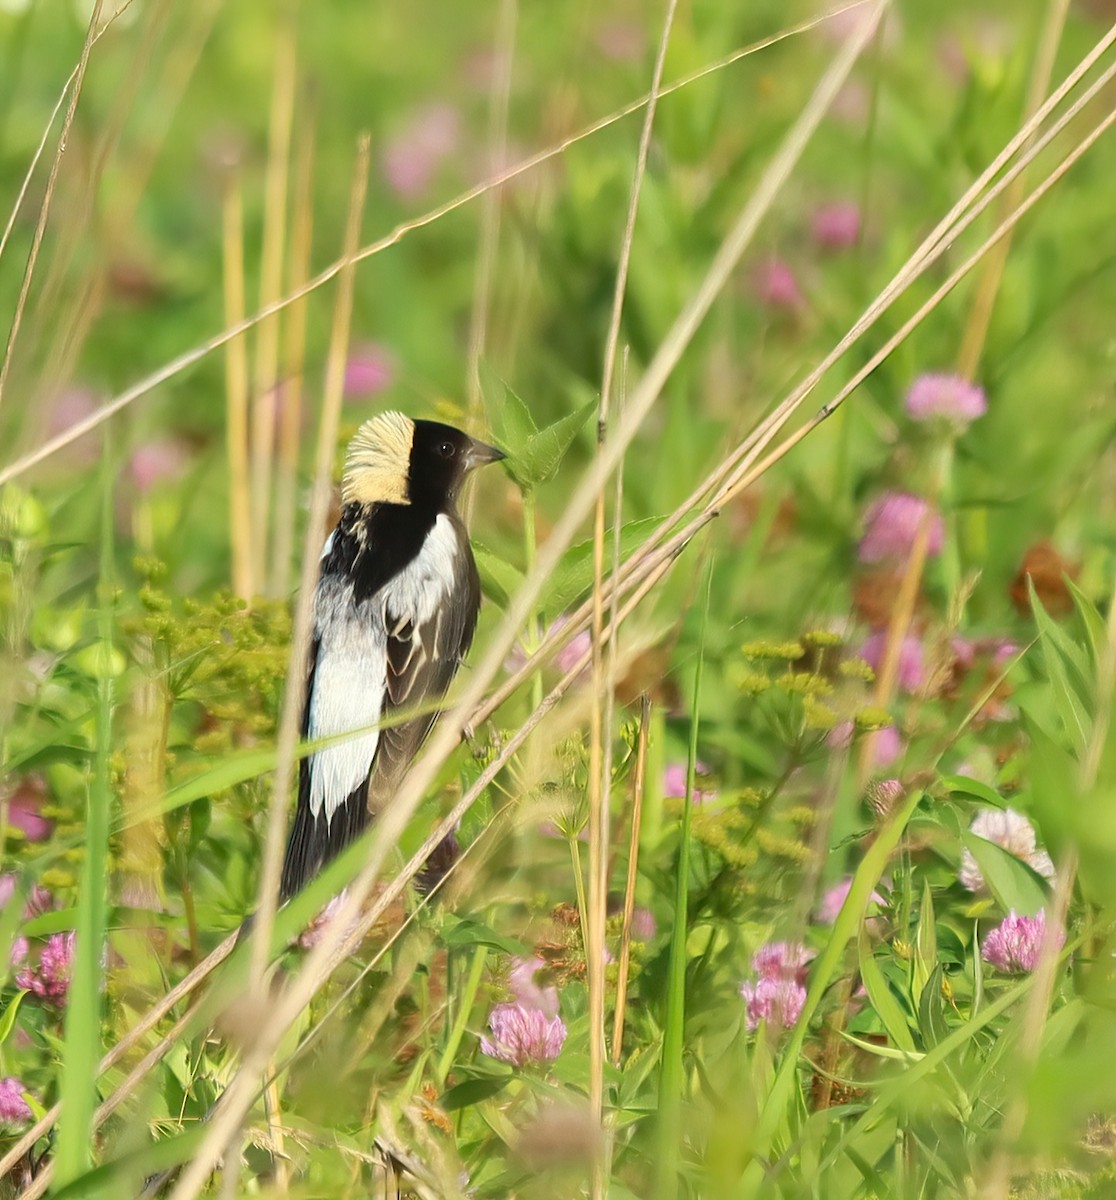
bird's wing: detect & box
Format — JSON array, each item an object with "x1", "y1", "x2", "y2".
[{"x1": 367, "y1": 542, "x2": 480, "y2": 809}]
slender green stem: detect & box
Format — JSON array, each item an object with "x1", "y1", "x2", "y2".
[
  {"x1": 522, "y1": 490, "x2": 543, "y2": 713},
  {"x1": 436, "y1": 945, "x2": 488, "y2": 1086}
]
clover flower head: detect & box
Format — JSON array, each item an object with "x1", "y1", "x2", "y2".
[
  {"x1": 816, "y1": 878, "x2": 885, "y2": 925},
  {"x1": 959, "y1": 808, "x2": 1056, "y2": 892},
  {"x1": 0, "y1": 1077, "x2": 32, "y2": 1125},
  {"x1": 662, "y1": 761, "x2": 717, "y2": 803},
  {"x1": 753, "y1": 257, "x2": 804, "y2": 311},
  {"x1": 906, "y1": 373, "x2": 987, "y2": 427},
  {"x1": 343, "y1": 343, "x2": 394, "y2": 399},
  {"x1": 751, "y1": 940, "x2": 814, "y2": 984},
  {"x1": 858, "y1": 493, "x2": 944, "y2": 563},
  {"x1": 480, "y1": 1002, "x2": 567, "y2": 1067},
  {"x1": 811, "y1": 201, "x2": 860, "y2": 250},
  {"x1": 17, "y1": 931, "x2": 74, "y2": 1006},
  {"x1": 740, "y1": 975, "x2": 807, "y2": 1032},
  {"x1": 982, "y1": 910, "x2": 1062, "y2": 974}
]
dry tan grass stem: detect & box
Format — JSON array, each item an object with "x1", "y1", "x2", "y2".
[
  {"x1": 223, "y1": 173, "x2": 254, "y2": 602},
  {"x1": 246, "y1": 135, "x2": 372, "y2": 993},
  {"x1": 588, "y1": 4, "x2": 677, "y2": 1186},
  {"x1": 250, "y1": 21, "x2": 297, "y2": 594},
  {"x1": 272, "y1": 88, "x2": 319, "y2": 598}
]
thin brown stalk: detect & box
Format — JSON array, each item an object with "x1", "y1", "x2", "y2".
[
  {"x1": 0, "y1": 0, "x2": 104, "y2": 412},
  {"x1": 612, "y1": 695, "x2": 651, "y2": 1065},
  {"x1": 223, "y1": 170, "x2": 254, "y2": 602},
  {"x1": 0, "y1": 4, "x2": 869, "y2": 488},
  {"x1": 263, "y1": 1073, "x2": 290, "y2": 1190},
  {"x1": 272, "y1": 85, "x2": 318, "y2": 598},
  {"x1": 246, "y1": 134, "x2": 371, "y2": 993},
  {"x1": 251, "y1": 19, "x2": 298, "y2": 594},
  {"x1": 587, "y1": 6, "x2": 676, "y2": 1184},
  {"x1": 0, "y1": 0, "x2": 137, "y2": 266}
]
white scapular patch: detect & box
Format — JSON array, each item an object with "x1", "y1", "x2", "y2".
[
  {"x1": 307, "y1": 515, "x2": 463, "y2": 824},
  {"x1": 341, "y1": 410, "x2": 414, "y2": 507},
  {"x1": 319, "y1": 529, "x2": 336, "y2": 560}
]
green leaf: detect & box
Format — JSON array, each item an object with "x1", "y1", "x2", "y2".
[
  {"x1": 0, "y1": 991, "x2": 27, "y2": 1047},
  {"x1": 917, "y1": 964, "x2": 949, "y2": 1049},
  {"x1": 439, "y1": 914, "x2": 528, "y2": 957},
  {"x1": 546, "y1": 516, "x2": 668, "y2": 611},
  {"x1": 515, "y1": 399, "x2": 595, "y2": 491},
  {"x1": 912, "y1": 878, "x2": 937, "y2": 1002},
  {"x1": 440, "y1": 1074, "x2": 512, "y2": 1111},
  {"x1": 962, "y1": 832, "x2": 1049, "y2": 915},
  {"x1": 50, "y1": 1126, "x2": 209, "y2": 1200},
  {"x1": 473, "y1": 541, "x2": 526, "y2": 608},
  {"x1": 482, "y1": 365, "x2": 538, "y2": 457},
  {"x1": 858, "y1": 930, "x2": 916, "y2": 1053},
  {"x1": 1028, "y1": 579, "x2": 1092, "y2": 753},
  {"x1": 54, "y1": 452, "x2": 115, "y2": 1190},
  {"x1": 941, "y1": 775, "x2": 1004, "y2": 810},
  {"x1": 20, "y1": 907, "x2": 79, "y2": 937}
]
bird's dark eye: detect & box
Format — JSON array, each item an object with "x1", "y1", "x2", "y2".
[{"x1": 437, "y1": 441, "x2": 456, "y2": 458}]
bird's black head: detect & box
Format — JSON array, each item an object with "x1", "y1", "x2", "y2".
[{"x1": 342, "y1": 412, "x2": 504, "y2": 511}]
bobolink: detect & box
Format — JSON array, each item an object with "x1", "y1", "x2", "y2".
[{"x1": 280, "y1": 411, "x2": 504, "y2": 900}]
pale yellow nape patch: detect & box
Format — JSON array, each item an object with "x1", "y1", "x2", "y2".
[{"x1": 342, "y1": 411, "x2": 414, "y2": 506}]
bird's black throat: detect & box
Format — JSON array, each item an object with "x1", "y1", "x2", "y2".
[{"x1": 323, "y1": 501, "x2": 443, "y2": 606}]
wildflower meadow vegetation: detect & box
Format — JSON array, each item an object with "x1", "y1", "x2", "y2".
[{"x1": 1, "y1": 1, "x2": 1115, "y2": 1197}]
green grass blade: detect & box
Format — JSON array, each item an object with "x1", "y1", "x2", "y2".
[
  {"x1": 53, "y1": 443, "x2": 115, "y2": 1190},
  {"x1": 656, "y1": 560, "x2": 712, "y2": 1200}
]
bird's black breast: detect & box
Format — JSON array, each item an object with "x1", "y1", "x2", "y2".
[{"x1": 322, "y1": 502, "x2": 440, "y2": 605}]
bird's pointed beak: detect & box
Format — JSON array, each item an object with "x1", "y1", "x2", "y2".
[{"x1": 463, "y1": 437, "x2": 506, "y2": 470}]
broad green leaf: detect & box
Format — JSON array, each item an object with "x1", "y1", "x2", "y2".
[
  {"x1": 917, "y1": 963, "x2": 948, "y2": 1049},
  {"x1": 515, "y1": 399, "x2": 595, "y2": 490},
  {"x1": 0, "y1": 991, "x2": 27, "y2": 1046},
  {"x1": 1065, "y1": 578, "x2": 1108, "y2": 667},
  {"x1": 841, "y1": 1031, "x2": 923, "y2": 1063},
  {"x1": 941, "y1": 774, "x2": 1004, "y2": 810},
  {"x1": 473, "y1": 541, "x2": 526, "y2": 608},
  {"x1": 546, "y1": 516, "x2": 668, "y2": 612},
  {"x1": 51, "y1": 1126, "x2": 209, "y2": 1200},
  {"x1": 858, "y1": 929, "x2": 916, "y2": 1053},
  {"x1": 482, "y1": 365, "x2": 538, "y2": 458},
  {"x1": 961, "y1": 832, "x2": 1049, "y2": 915},
  {"x1": 441, "y1": 1074, "x2": 512, "y2": 1111},
  {"x1": 1022, "y1": 715, "x2": 1077, "y2": 857},
  {"x1": 439, "y1": 914, "x2": 528, "y2": 957},
  {"x1": 1028, "y1": 579, "x2": 1092, "y2": 753}
]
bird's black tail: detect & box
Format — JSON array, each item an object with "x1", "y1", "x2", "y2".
[{"x1": 280, "y1": 788, "x2": 371, "y2": 901}]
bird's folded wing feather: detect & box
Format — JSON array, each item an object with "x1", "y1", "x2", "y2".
[{"x1": 369, "y1": 570, "x2": 478, "y2": 808}]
